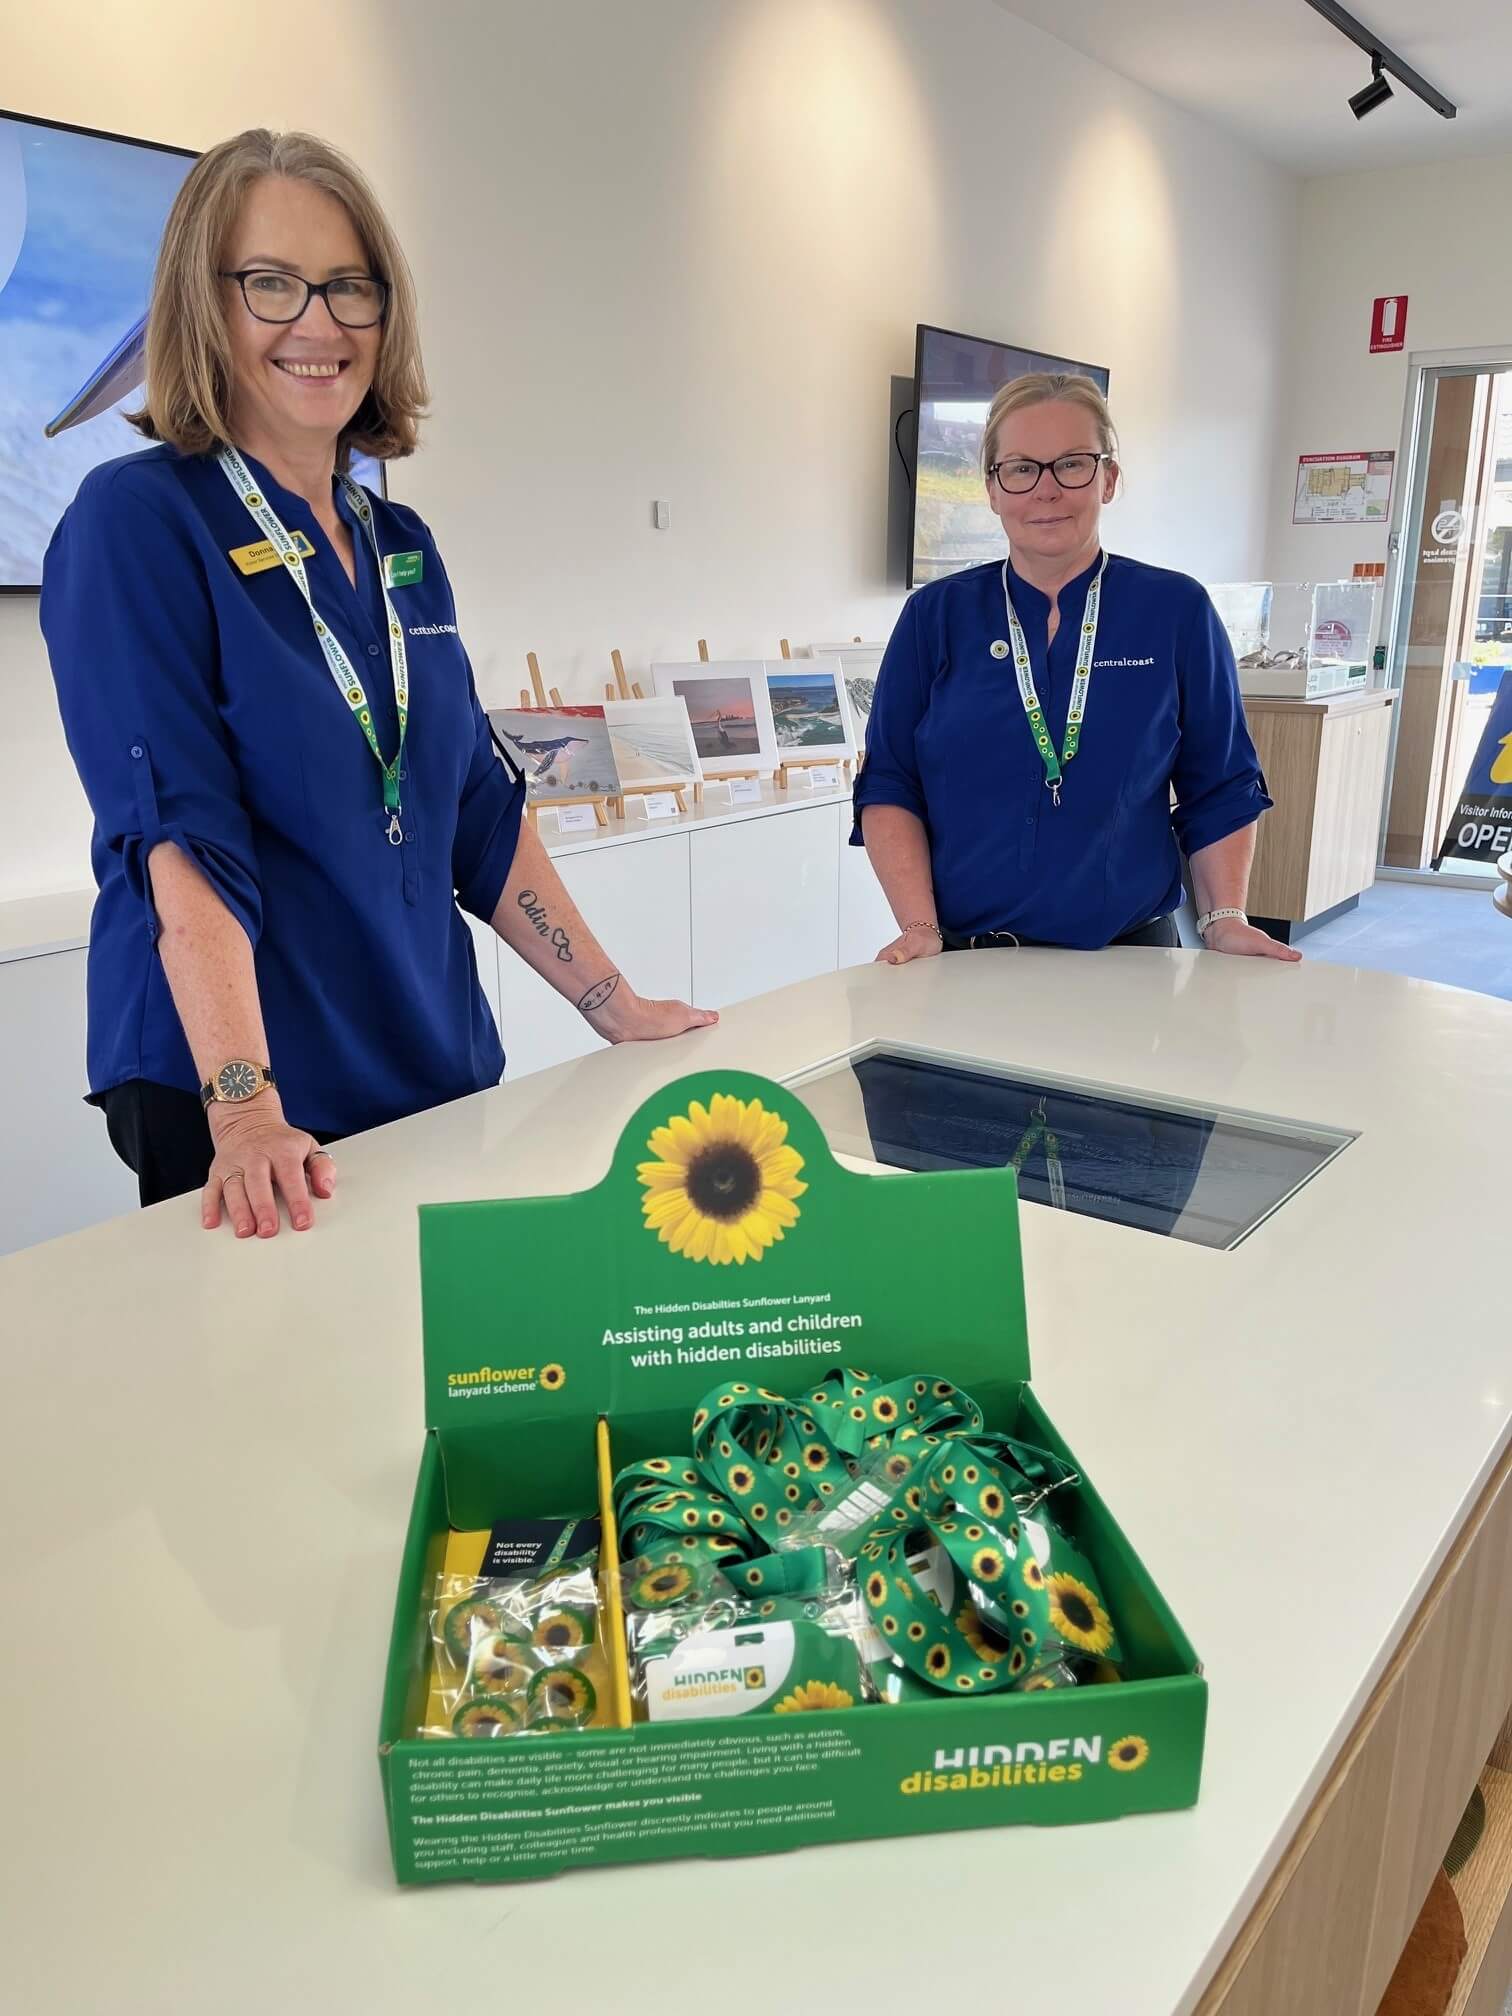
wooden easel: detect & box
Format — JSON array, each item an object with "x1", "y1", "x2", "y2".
[
  {"x1": 518, "y1": 651, "x2": 614, "y2": 826},
  {"x1": 519, "y1": 650, "x2": 564, "y2": 709},
  {"x1": 599, "y1": 648, "x2": 699, "y2": 812},
  {"x1": 602, "y1": 648, "x2": 646, "y2": 702}
]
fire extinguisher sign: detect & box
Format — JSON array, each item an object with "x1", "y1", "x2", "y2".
[{"x1": 1370, "y1": 295, "x2": 1407, "y2": 353}]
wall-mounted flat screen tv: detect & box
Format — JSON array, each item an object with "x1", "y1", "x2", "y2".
[
  {"x1": 908, "y1": 322, "x2": 1110, "y2": 589},
  {"x1": 0, "y1": 109, "x2": 384, "y2": 593}
]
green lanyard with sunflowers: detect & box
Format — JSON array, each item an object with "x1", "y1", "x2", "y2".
[
  {"x1": 1002, "y1": 554, "x2": 1107, "y2": 806},
  {"x1": 613, "y1": 1366, "x2": 1120, "y2": 1695},
  {"x1": 218, "y1": 445, "x2": 411, "y2": 843}
]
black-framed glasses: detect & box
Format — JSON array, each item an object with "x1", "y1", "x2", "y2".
[
  {"x1": 988, "y1": 452, "x2": 1110, "y2": 496},
  {"x1": 220, "y1": 267, "x2": 389, "y2": 328}
]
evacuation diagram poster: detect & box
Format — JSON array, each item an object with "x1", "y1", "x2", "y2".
[{"x1": 1292, "y1": 450, "x2": 1395, "y2": 525}]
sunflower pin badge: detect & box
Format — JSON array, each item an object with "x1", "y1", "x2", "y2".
[{"x1": 637, "y1": 1092, "x2": 806, "y2": 1266}]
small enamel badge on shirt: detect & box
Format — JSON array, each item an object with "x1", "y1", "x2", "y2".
[
  {"x1": 383, "y1": 550, "x2": 424, "y2": 589},
  {"x1": 229, "y1": 531, "x2": 315, "y2": 576},
  {"x1": 990, "y1": 639, "x2": 1009, "y2": 659}
]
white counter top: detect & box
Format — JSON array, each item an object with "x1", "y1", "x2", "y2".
[{"x1": 3, "y1": 950, "x2": 1508, "y2": 2014}]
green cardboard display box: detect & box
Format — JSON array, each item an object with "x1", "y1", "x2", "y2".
[{"x1": 378, "y1": 1068, "x2": 1206, "y2": 1884}]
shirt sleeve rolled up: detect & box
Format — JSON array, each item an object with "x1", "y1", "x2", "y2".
[
  {"x1": 849, "y1": 593, "x2": 931, "y2": 845},
  {"x1": 1170, "y1": 591, "x2": 1274, "y2": 857},
  {"x1": 41, "y1": 465, "x2": 263, "y2": 946}
]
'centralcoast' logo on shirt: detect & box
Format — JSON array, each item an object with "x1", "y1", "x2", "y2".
[
  {"x1": 409, "y1": 623, "x2": 459, "y2": 637},
  {"x1": 1094, "y1": 655, "x2": 1155, "y2": 668}
]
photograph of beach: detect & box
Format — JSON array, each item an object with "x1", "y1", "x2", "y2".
[
  {"x1": 767, "y1": 670, "x2": 848, "y2": 750},
  {"x1": 673, "y1": 678, "x2": 761, "y2": 760},
  {"x1": 604, "y1": 696, "x2": 702, "y2": 787}
]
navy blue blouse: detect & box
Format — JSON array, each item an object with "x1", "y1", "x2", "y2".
[
  {"x1": 42, "y1": 445, "x2": 523, "y2": 1136},
  {"x1": 851, "y1": 551, "x2": 1272, "y2": 947}
]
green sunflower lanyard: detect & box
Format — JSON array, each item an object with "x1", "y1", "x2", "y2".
[
  {"x1": 217, "y1": 446, "x2": 410, "y2": 844},
  {"x1": 614, "y1": 1369, "x2": 1119, "y2": 1692},
  {"x1": 1001, "y1": 555, "x2": 1107, "y2": 807}
]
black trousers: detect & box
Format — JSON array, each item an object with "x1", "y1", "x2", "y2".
[
  {"x1": 100, "y1": 1079, "x2": 338, "y2": 1209},
  {"x1": 941, "y1": 914, "x2": 1180, "y2": 952}
]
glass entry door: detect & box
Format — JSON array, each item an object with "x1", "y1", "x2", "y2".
[{"x1": 1383, "y1": 365, "x2": 1512, "y2": 874}]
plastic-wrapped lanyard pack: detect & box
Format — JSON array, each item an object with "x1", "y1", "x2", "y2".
[
  {"x1": 613, "y1": 1369, "x2": 1123, "y2": 1719},
  {"x1": 422, "y1": 1552, "x2": 611, "y2": 1739}
]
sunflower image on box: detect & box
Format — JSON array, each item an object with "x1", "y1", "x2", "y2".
[{"x1": 638, "y1": 1093, "x2": 806, "y2": 1265}]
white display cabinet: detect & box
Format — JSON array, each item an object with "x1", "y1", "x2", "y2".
[
  {"x1": 0, "y1": 939, "x2": 138, "y2": 1253},
  {"x1": 689, "y1": 801, "x2": 840, "y2": 1008}
]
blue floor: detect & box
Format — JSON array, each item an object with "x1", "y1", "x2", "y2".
[{"x1": 1297, "y1": 877, "x2": 1512, "y2": 1001}]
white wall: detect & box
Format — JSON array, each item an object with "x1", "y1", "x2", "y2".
[
  {"x1": 1266, "y1": 149, "x2": 1512, "y2": 586},
  {"x1": 2, "y1": 0, "x2": 1297, "y2": 903}
]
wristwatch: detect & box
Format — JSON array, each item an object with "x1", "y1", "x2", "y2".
[
  {"x1": 1195, "y1": 907, "x2": 1247, "y2": 940},
  {"x1": 199, "y1": 1060, "x2": 278, "y2": 1110}
]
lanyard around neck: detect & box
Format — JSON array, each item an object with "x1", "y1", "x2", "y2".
[
  {"x1": 217, "y1": 446, "x2": 410, "y2": 844},
  {"x1": 1001, "y1": 555, "x2": 1107, "y2": 807}
]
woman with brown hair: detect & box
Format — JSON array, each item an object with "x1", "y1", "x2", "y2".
[
  {"x1": 43, "y1": 129, "x2": 712, "y2": 1236},
  {"x1": 857, "y1": 372, "x2": 1298, "y2": 965}
]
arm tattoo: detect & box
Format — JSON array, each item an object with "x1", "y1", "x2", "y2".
[
  {"x1": 516, "y1": 888, "x2": 573, "y2": 962},
  {"x1": 577, "y1": 973, "x2": 621, "y2": 1016}
]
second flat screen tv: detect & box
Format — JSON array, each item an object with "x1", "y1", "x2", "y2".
[{"x1": 909, "y1": 323, "x2": 1109, "y2": 589}]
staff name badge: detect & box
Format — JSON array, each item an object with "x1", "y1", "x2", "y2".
[
  {"x1": 383, "y1": 550, "x2": 425, "y2": 589},
  {"x1": 229, "y1": 530, "x2": 316, "y2": 576}
]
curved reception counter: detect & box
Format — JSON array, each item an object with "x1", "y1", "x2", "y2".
[{"x1": 3, "y1": 949, "x2": 1509, "y2": 2015}]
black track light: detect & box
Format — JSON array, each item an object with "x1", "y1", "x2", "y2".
[{"x1": 1349, "y1": 53, "x2": 1394, "y2": 120}]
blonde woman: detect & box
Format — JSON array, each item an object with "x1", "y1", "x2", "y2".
[
  {"x1": 856, "y1": 373, "x2": 1298, "y2": 964},
  {"x1": 43, "y1": 129, "x2": 713, "y2": 1236}
]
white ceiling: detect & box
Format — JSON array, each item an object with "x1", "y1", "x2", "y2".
[{"x1": 994, "y1": 0, "x2": 1512, "y2": 175}]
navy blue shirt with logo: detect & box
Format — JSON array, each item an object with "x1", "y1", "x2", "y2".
[
  {"x1": 42, "y1": 445, "x2": 523, "y2": 1137},
  {"x1": 851, "y1": 551, "x2": 1272, "y2": 947}
]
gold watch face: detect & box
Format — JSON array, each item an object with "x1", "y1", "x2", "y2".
[{"x1": 217, "y1": 1062, "x2": 260, "y2": 1102}]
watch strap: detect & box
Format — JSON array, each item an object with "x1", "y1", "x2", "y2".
[{"x1": 1195, "y1": 907, "x2": 1246, "y2": 939}]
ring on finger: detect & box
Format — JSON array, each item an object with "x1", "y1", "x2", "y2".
[
  {"x1": 222, "y1": 1168, "x2": 247, "y2": 1186},
  {"x1": 307, "y1": 1149, "x2": 333, "y2": 1162}
]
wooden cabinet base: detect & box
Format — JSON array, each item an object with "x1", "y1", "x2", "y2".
[
  {"x1": 1243, "y1": 692, "x2": 1396, "y2": 925},
  {"x1": 1197, "y1": 1438, "x2": 1512, "y2": 2014}
]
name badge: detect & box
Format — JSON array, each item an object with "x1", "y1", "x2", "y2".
[
  {"x1": 384, "y1": 549, "x2": 425, "y2": 589},
  {"x1": 229, "y1": 530, "x2": 315, "y2": 576}
]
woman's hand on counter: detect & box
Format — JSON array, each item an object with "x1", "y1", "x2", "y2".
[
  {"x1": 876, "y1": 925, "x2": 945, "y2": 966},
  {"x1": 1202, "y1": 917, "x2": 1302, "y2": 962},
  {"x1": 201, "y1": 1099, "x2": 336, "y2": 1237},
  {"x1": 581, "y1": 976, "x2": 719, "y2": 1043}
]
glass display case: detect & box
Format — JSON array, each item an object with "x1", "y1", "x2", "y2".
[
  {"x1": 787, "y1": 1043, "x2": 1355, "y2": 1250},
  {"x1": 1208, "y1": 579, "x2": 1380, "y2": 699}
]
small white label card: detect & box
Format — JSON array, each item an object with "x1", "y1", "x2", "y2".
[
  {"x1": 802, "y1": 765, "x2": 840, "y2": 789},
  {"x1": 726, "y1": 777, "x2": 763, "y2": 804},
  {"x1": 639, "y1": 792, "x2": 680, "y2": 821},
  {"x1": 554, "y1": 804, "x2": 600, "y2": 834}
]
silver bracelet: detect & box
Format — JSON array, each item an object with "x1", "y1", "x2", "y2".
[{"x1": 902, "y1": 920, "x2": 943, "y2": 940}]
